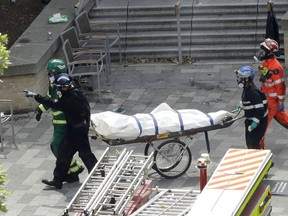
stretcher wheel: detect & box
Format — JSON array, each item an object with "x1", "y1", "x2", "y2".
[
  {"x1": 153, "y1": 139, "x2": 192, "y2": 179},
  {"x1": 144, "y1": 141, "x2": 162, "y2": 169}
]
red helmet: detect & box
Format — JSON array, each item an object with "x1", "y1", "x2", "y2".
[{"x1": 260, "y1": 38, "x2": 279, "y2": 54}]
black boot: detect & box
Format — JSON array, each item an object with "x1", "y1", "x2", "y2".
[{"x1": 41, "y1": 179, "x2": 62, "y2": 189}]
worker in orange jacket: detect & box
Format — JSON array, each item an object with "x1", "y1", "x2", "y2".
[{"x1": 255, "y1": 38, "x2": 288, "y2": 149}]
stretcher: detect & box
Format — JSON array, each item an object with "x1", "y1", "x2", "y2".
[
  {"x1": 130, "y1": 188, "x2": 201, "y2": 216},
  {"x1": 90, "y1": 103, "x2": 243, "y2": 179},
  {"x1": 187, "y1": 148, "x2": 273, "y2": 216}
]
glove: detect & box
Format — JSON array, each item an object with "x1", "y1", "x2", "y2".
[
  {"x1": 236, "y1": 104, "x2": 241, "y2": 111},
  {"x1": 35, "y1": 108, "x2": 42, "y2": 121},
  {"x1": 23, "y1": 90, "x2": 37, "y2": 98},
  {"x1": 235, "y1": 102, "x2": 242, "y2": 111},
  {"x1": 278, "y1": 102, "x2": 284, "y2": 111},
  {"x1": 248, "y1": 121, "x2": 258, "y2": 132}
]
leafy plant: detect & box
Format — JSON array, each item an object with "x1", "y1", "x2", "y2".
[
  {"x1": 0, "y1": 33, "x2": 11, "y2": 76},
  {"x1": 0, "y1": 165, "x2": 10, "y2": 213}
]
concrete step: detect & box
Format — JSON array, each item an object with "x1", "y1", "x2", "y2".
[
  {"x1": 88, "y1": 2, "x2": 288, "y2": 62},
  {"x1": 91, "y1": 3, "x2": 288, "y2": 18},
  {"x1": 121, "y1": 30, "x2": 284, "y2": 45}
]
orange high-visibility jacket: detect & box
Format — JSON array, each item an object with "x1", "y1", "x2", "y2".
[{"x1": 260, "y1": 58, "x2": 286, "y2": 103}]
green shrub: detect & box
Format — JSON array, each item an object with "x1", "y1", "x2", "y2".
[
  {"x1": 0, "y1": 33, "x2": 11, "y2": 76},
  {"x1": 0, "y1": 33, "x2": 11, "y2": 212},
  {"x1": 0, "y1": 165, "x2": 10, "y2": 213}
]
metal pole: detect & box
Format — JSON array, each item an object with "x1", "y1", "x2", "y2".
[{"x1": 175, "y1": 1, "x2": 183, "y2": 64}]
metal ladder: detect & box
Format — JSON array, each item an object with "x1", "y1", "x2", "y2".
[
  {"x1": 130, "y1": 188, "x2": 200, "y2": 216},
  {"x1": 63, "y1": 148, "x2": 154, "y2": 216}
]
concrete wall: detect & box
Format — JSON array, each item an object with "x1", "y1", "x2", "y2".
[
  {"x1": 0, "y1": 65, "x2": 48, "y2": 113},
  {"x1": 283, "y1": 11, "x2": 288, "y2": 68}
]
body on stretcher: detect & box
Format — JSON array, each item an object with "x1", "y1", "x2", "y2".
[
  {"x1": 90, "y1": 103, "x2": 243, "y2": 179},
  {"x1": 91, "y1": 103, "x2": 238, "y2": 142}
]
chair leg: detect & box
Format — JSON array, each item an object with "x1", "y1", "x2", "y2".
[
  {"x1": 97, "y1": 74, "x2": 101, "y2": 100},
  {"x1": 118, "y1": 38, "x2": 122, "y2": 64},
  {"x1": 91, "y1": 74, "x2": 101, "y2": 101},
  {"x1": 11, "y1": 116, "x2": 17, "y2": 149},
  {"x1": 105, "y1": 47, "x2": 111, "y2": 82},
  {"x1": 105, "y1": 54, "x2": 110, "y2": 82}
]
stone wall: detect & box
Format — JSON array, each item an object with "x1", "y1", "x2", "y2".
[{"x1": 0, "y1": 63, "x2": 48, "y2": 113}]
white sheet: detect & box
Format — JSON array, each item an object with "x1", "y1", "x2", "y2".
[{"x1": 91, "y1": 103, "x2": 235, "y2": 140}]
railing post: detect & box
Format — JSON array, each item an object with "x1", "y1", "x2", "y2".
[
  {"x1": 74, "y1": 0, "x2": 82, "y2": 16},
  {"x1": 175, "y1": 0, "x2": 183, "y2": 64}
]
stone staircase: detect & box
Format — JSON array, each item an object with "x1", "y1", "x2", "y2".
[{"x1": 89, "y1": 2, "x2": 288, "y2": 64}]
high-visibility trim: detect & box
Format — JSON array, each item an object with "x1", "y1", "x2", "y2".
[
  {"x1": 52, "y1": 120, "x2": 67, "y2": 124},
  {"x1": 39, "y1": 104, "x2": 47, "y2": 112},
  {"x1": 242, "y1": 100, "x2": 266, "y2": 110},
  {"x1": 252, "y1": 117, "x2": 259, "y2": 123},
  {"x1": 52, "y1": 110, "x2": 64, "y2": 116},
  {"x1": 246, "y1": 117, "x2": 260, "y2": 123},
  {"x1": 70, "y1": 158, "x2": 76, "y2": 166},
  {"x1": 274, "y1": 78, "x2": 285, "y2": 84},
  {"x1": 243, "y1": 104, "x2": 263, "y2": 110},
  {"x1": 263, "y1": 78, "x2": 284, "y2": 87},
  {"x1": 265, "y1": 93, "x2": 277, "y2": 97},
  {"x1": 235, "y1": 160, "x2": 273, "y2": 216}
]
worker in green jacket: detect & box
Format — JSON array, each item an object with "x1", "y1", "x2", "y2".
[{"x1": 36, "y1": 59, "x2": 84, "y2": 182}]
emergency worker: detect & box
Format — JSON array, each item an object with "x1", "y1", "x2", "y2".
[
  {"x1": 25, "y1": 73, "x2": 97, "y2": 189},
  {"x1": 36, "y1": 59, "x2": 84, "y2": 183},
  {"x1": 255, "y1": 38, "x2": 288, "y2": 148},
  {"x1": 236, "y1": 66, "x2": 268, "y2": 149}
]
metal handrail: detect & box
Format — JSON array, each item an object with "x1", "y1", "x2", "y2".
[{"x1": 175, "y1": 0, "x2": 183, "y2": 64}]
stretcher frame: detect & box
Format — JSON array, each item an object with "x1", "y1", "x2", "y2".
[{"x1": 91, "y1": 110, "x2": 243, "y2": 179}]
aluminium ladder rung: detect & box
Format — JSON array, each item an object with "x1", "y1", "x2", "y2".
[
  {"x1": 63, "y1": 148, "x2": 154, "y2": 216},
  {"x1": 130, "y1": 189, "x2": 200, "y2": 216},
  {"x1": 85, "y1": 149, "x2": 154, "y2": 216},
  {"x1": 63, "y1": 148, "x2": 118, "y2": 216}
]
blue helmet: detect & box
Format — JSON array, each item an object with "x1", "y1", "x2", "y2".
[
  {"x1": 235, "y1": 66, "x2": 254, "y2": 88},
  {"x1": 55, "y1": 73, "x2": 72, "y2": 87},
  {"x1": 236, "y1": 66, "x2": 255, "y2": 80}
]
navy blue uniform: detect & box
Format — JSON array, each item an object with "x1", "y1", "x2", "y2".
[
  {"x1": 242, "y1": 83, "x2": 268, "y2": 149},
  {"x1": 35, "y1": 88, "x2": 97, "y2": 183}
]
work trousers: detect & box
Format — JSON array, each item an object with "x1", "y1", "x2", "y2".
[
  {"x1": 260, "y1": 97, "x2": 288, "y2": 149},
  {"x1": 53, "y1": 123, "x2": 97, "y2": 182},
  {"x1": 51, "y1": 124, "x2": 83, "y2": 175},
  {"x1": 245, "y1": 116, "x2": 268, "y2": 149}
]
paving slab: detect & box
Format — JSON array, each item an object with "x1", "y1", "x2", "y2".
[{"x1": 1, "y1": 62, "x2": 288, "y2": 216}]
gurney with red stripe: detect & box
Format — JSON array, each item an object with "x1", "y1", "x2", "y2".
[{"x1": 188, "y1": 148, "x2": 273, "y2": 216}]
